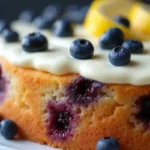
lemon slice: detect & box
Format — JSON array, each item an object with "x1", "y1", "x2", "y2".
[
  {"x1": 84, "y1": 0, "x2": 150, "y2": 41},
  {"x1": 129, "y1": 3, "x2": 150, "y2": 36}
]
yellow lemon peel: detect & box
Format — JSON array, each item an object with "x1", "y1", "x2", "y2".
[{"x1": 84, "y1": 0, "x2": 150, "y2": 41}]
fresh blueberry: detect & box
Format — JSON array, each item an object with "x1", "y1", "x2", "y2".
[
  {"x1": 19, "y1": 9, "x2": 36, "y2": 22},
  {"x1": 42, "y1": 4, "x2": 64, "y2": 20},
  {"x1": 114, "y1": 15, "x2": 130, "y2": 28},
  {"x1": 66, "y1": 76, "x2": 102, "y2": 106},
  {"x1": 109, "y1": 46, "x2": 131, "y2": 66},
  {"x1": 0, "y1": 20, "x2": 10, "y2": 34},
  {"x1": 0, "y1": 119, "x2": 18, "y2": 139},
  {"x1": 33, "y1": 16, "x2": 53, "y2": 29},
  {"x1": 100, "y1": 28, "x2": 124, "y2": 49},
  {"x1": 96, "y1": 137, "x2": 120, "y2": 150},
  {"x1": 122, "y1": 39, "x2": 144, "y2": 54},
  {"x1": 70, "y1": 39, "x2": 94, "y2": 59},
  {"x1": 52, "y1": 19, "x2": 73, "y2": 37},
  {"x1": 2, "y1": 29, "x2": 19, "y2": 42},
  {"x1": 22, "y1": 32, "x2": 48, "y2": 53}
]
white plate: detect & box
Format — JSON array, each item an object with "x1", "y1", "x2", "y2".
[{"x1": 0, "y1": 135, "x2": 61, "y2": 150}]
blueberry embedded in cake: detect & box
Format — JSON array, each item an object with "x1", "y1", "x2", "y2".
[
  {"x1": 66, "y1": 76, "x2": 103, "y2": 106},
  {"x1": 134, "y1": 96, "x2": 150, "y2": 129},
  {"x1": 46, "y1": 102, "x2": 77, "y2": 141},
  {"x1": 0, "y1": 66, "x2": 7, "y2": 104}
]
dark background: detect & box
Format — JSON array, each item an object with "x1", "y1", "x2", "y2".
[{"x1": 0, "y1": 0, "x2": 92, "y2": 21}]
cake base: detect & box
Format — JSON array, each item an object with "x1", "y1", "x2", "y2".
[{"x1": 1, "y1": 58, "x2": 150, "y2": 150}]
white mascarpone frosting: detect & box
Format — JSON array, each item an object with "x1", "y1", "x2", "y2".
[{"x1": 0, "y1": 22, "x2": 150, "y2": 86}]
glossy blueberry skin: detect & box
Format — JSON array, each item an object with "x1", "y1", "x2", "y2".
[
  {"x1": 33, "y1": 16, "x2": 53, "y2": 29},
  {"x1": 0, "y1": 119, "x2": 18, "y2": 139},
  {"x1": 109, "y1": 46, "x2": 131, "y2": 66},
  {"x1": 122, "y1": 39, "x2": 144, "y2": 54},
  {"x1": 100, "y1": 28, "x2": 124, "y2": 49},
  {"x1": 19, "y1": 9, "x2": 36, "y2": 22},
  {"x1": 96, "y1": 137, "x2": 120, "y2": 150},
  {"x1": 70, "y1": 39, "x2": 94, "y2": 59},
  {"x1": 52, "y1": 19, "x2": 73, "y2": 37},
  {"x1": 2, "y1": 29, "x2": 19, "y2": 42},
  {"x1": 22, "y1": 33, "x2": 48, "y2": 53},
  {"x1": 0, "y1": 20, "x2": 10, "y2": 34},
  {"x1": 114, "y1": 15, "x2": 130, "y2": 28}
]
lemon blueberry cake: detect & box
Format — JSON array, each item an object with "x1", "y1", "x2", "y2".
[{"x1": 0, "y1": 0, "x2": 150, "y2": 150}]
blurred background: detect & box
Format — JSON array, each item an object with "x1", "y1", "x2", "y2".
[
  {"x1": 0, "y1": 0, "x2": 92, "y2": 21},
  {"x1": 0, "y1": 0, "x2": 149, "y2": 22}
]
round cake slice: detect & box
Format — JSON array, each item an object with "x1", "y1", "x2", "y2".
[{"x1": 1, "y1": 1, "x2": 150, "y2": 149}]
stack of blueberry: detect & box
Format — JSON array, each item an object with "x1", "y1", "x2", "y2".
[
  {"x1": 21, "y1": 15, "x2": 144, "y2": 70},
  {"x1": 69, "y1": 16, "x2": 144, "y2": 66},
  {"x1": 99, "y1": 15, "x2": 144, "y2": 66},
  {"x1": 0, "y1": 118, "x2": 18, "y2": 139}
]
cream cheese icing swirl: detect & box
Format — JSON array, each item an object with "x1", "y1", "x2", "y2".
[{"x1": 0, "y1": 22, "x2": 150, "y2": 85}]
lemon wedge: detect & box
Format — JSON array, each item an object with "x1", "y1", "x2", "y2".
[
  {"x1": 84, "y1": 0, "x2": 150, "y2": 41},
  {"x1": 129, "y1": 3, "x2": 150, "y2": 36}
]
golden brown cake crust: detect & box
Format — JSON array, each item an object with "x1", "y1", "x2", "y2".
[{"x1": 1, "y1": 58, "x2": 150, "y2": 150}]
